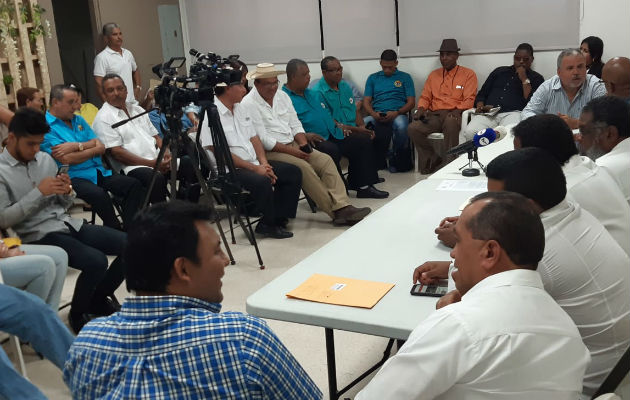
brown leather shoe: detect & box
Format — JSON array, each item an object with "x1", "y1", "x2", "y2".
[
  {"x1": 421, "y1": 156, "x2": 443, "y2": 174},
  {"x1": 333, "y1": 205, "x2": 371, "y2": 226}
]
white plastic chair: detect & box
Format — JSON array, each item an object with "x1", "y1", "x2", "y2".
[{"x1": 0, "y1": 271, "x2": 28, "y2": 378}]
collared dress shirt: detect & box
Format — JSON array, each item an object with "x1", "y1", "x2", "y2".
[
  {"x1": 475, "y1": 65, "x2": 544, "y2": 112},
  {"x1": 418, "y1": 65, "x2": 477, "y2": 111},
  {"x1": 200, "y1": 96, "x2": 259, "y2": 165},
  {"x1": 309, "y1": 78, "x2": 363, "y2": 105},
  {"x1": 563, "y1": 154, "x2": 630, "y2": 255},
  {"x1": 315, "y1": 79, "x2": 357, "y2": 126},
  {"x1": 539, "y1": 200, "x2": 630, "y2": 397},
  {"x1": 364, "y1": 69, "x2": 415, "y2": 112},
  {"x1": 0, "y1": 151, "x2": 82, "y2": 242},
  {"x1": 63, "y1": 295, "x2": 322, "y2": 399},
  {"x1": 240, "y1": 87, "x2": 303, "y2": 151},
  {"x1": 41, "y1": 112, "x2": 111, "y2": 184},
  {"x1": 596, "y1": 137, "x2": 630, "y2": 206},
  {"x1": 92, "y1": 101, "x2": 160, "y2": 174},
  {"x1": 94, "y1": 46, "x2": 137, "y2": 102},
  {"x1": 357, "y1": 269, "x2": 590, "y2": 400},
  {"x1": 282, "y1": 86, "x2": 343, "y2": 141},
  {"x1": 521, "y1": 74, "x2": 606, "y2": 119}
]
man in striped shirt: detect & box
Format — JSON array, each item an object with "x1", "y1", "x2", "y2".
[{"x1": 64, "y1": 201, "x2": 322, "y2": 399}]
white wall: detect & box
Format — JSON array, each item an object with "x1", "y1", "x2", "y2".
[{"x1": 183, "y1": 0, "x2": 630, "y2": 95}]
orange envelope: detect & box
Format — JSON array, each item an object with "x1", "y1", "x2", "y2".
[{"x1": 286, "y1": 273, "x2": 395, "y2": 309}]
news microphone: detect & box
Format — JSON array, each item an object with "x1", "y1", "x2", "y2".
[{"x1": 446, "y1": 127, "x2": 506, "y2": 156}]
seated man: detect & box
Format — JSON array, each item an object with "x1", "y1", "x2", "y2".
[
  {"x1": 522, "y1": 48, "x2": 606, "y2": 128},
  {"x1": 601, "y1": 57, "x2": 630, "y2": 101},
  {"x1": 408, "y1": 39, "x2": 478, "y2": 174},
  {"x1": 357, "y1": 191, "x2": 589, "y2": 399},
  {"x1": 41, "y1": 84, "x2": 144, "y2": 230},
  {"x1": 309, "y1": 75, "x2": 364, "y2": 113},
  {"x1": 202, "y1": 70, "x2": 302, "y2": 239},
  {"x1": 281, "y1": 59, "x2": 388, "y2": 199},
  {"x1": 92, "y1": 73, "x2": 196, "y2": 203},
  {"x1": 64, "y1": 201, "x2": 322, "y2": 399},
  {"x1": 463, "y1": 43, "x2": 544, "y2": 140},
  {"x1": 423, "y1": 148, "x2": 629, "y2": 397},
  {"x1": 362, "y1": 50, "x2": 416, "y2": 171},
  {"x1": 0, "y1": 283, "x2": 74, "y2": 400},
  {"x1": 513, "y1": 113, "x2": 630, "y2": 255},
  {"x1": 0, "y1": 108, "x2": 127, "y2": 333},
  {"x1": 577, "y1": 96, "x2": 630, "y2": 205},
  {"x1": 241, "y1": 63, "x2": 371, "y2": 225}
]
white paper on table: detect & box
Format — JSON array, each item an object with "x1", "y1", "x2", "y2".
[{"x1": 435, "y1": 180, "x2": 487, "y2": 192}]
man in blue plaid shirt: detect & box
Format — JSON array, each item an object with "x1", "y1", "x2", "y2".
[{"x1": 63, "y1": 201, "x2": 322, "y2": 399}]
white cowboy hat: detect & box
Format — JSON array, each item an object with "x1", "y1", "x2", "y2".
[{"x1": 246, "y1": 63, "x2": 286, "y2": 80}]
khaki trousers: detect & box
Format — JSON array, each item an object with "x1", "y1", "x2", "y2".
[
  {"x1": 408, "y1": 109, "x2": 462, "y2": 171},
  {"x1": 266, "y1": 142, "x2": 350, "y2": 218}
]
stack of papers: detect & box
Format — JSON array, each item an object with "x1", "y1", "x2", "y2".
[{"x1": 286, "y1": 274, "x2": 394, "y2": 309}]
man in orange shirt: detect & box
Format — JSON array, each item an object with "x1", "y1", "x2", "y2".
[{"x1": 408, "y1": 39, "x2": 477, "y2": 174}]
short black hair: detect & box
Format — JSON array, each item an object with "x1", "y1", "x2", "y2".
[
  {"x1": 467, "y1": 191, "x2": 545, "y2": 270},
  {"x1": 102, "y1": 73, "x2": 125, "y2": 89},
  {"x1": 581, "y1": 36, "x2": 604, "y2": 64},
  {"x1": 321, "y1": 56, "x2": 338, "y2": 71},
  {"x1": 515, "y1": 43, "x2": 534, "y2": 57},
  {"x1": 124, "y1": 201, "x2": 214, "y2": 293},
  {"x1": 286, "y1": 58, "x2": 308, "y2": 81},
  {"x1": 486, "y1": 148, "x2": 567, "y2": 211},
  {"x1": 582, "y1": 96, "x2": 630, "y2": 138},
  {"x1": 8, "y1": 107, "x2": 50, "y2": 137},
  {"x1": 513, "y1": 114, "x2": 577, "y2": 164},
  {"x1": 380, "y1": 49, "x2": 397, "y2": 61}
]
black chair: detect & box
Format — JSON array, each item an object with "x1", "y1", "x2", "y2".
[{"x1": 591, "y1": 346, "x2": 630, "y2": 399}]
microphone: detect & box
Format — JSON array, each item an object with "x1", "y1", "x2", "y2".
[{"x1": 446, "y1": 126, "x2": 507, "y2": 156}]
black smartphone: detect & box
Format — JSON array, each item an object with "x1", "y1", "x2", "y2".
[
  {"x1": 365, "y1": 121, "x2": 375, "y2": 131},
  {"x1": 299, "y1": 144, "x2": 313, "y2": 154},
  {"x1": 410, "y1": 282, "x2": 449, "y2": 297},
  {"x1": 379, "y1": 112, "x2": 387, "y2": 117},
  {"x1": 57, "y1": 164, "x2": 70, "y2": 175}
]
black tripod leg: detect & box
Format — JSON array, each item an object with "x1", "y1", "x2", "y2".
[{"x1": 242, "y1": 213, "x2": 264, "y2": 269}]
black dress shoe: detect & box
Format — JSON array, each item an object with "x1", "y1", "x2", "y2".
[
  {"x1": 69, "y1": 310, "x2": 93, "y2": 334},
  {"x1": 255, "y1": 222, "x2": 294, "y2": 239},
  {"x1": 377, "y1": 177, "x2": 385, "y2": 183},
  {"x1": 356, "y1": 185, "x2": 389, "y2": 199}
]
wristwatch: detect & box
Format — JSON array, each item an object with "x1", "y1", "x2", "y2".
[
  {"x1": 523, "y1": 78, "x2": 531, "y2": 85},
  {"x1": 78, "y1": 142, "x2": 84, "y2": 152}
]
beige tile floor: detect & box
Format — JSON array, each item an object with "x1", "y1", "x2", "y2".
[{"x1": 3, "y1": 169, "x2": 428, "y2": 400}]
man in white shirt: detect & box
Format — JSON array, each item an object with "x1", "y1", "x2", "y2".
[
  {"x1": 240, "y1": 64, "x2": 371, "y2": 226},
  {"x1": 92, "y1": 74, "x2": 195, "y2": 204},
  {"x1": 201, "y1": 70, "x2": 302, "y2": 239},
  {"x1": 94, "y1": 23, "x2": 141, "y2": 103},
  {"x1": 577, "y1": 96, "x2": 630, "y2": 205},
  {"x1": 358, "y1": 191, "x2": 589, "y2": 400},
  {"x1": 512, "y1": 113, "x2": 630, "y2": 255}
]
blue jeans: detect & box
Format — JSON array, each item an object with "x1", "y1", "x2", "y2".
[
  {"x1": 364, "y1": 114, "x2": 409, "y2": 168},
  {"x1": 0, "y1": 245, "x2": 68, "y2": 310},
  {"x1": 0, "y1": 284, "x2": 74, "y2": 400}
]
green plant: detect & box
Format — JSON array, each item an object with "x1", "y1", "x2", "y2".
[
  {"x1": 3, "y1": 74, "x2": 12, "y2": 86},
  {"x1": 20, "y1": 3, "x2": 51, "y2": 41}
]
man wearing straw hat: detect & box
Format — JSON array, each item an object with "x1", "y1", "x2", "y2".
[{"x1": 242, "y1": 63, "x2": 373, "y2": 225}]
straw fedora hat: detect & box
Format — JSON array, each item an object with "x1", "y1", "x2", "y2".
[{"x1": 246, "y1": 63, "x2": 286, "y2": 80}]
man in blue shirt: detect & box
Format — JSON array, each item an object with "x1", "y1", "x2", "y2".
[
  {"x1": 42, "y1": 84, "x2": 144, "y2": 230},
  {"x1": 363, "y1": 49, "x2": 416, "y2": 172},
  {"x1": 64, "y1": 201, "x2": 323, "y2": 399},
  {"x1": 283, "y1": 59, "x2": 388, "y2": 199}
]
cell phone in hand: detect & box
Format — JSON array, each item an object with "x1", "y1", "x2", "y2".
[
  {"x1": 379, "y1": 112, "x2": 387, "y2": 117},
  {"x1": 410, "y1": 281, "x2": 449, "y2": 297},
  {"x1": 299, "y1": 144, "x2": 313, "y2": 154},
  {"x1": 57, "y1": 164, "x2": 70, "y2": 175}
]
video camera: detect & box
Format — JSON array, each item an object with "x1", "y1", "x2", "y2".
[{"x1": 151, "y1": 49, "x2": 241, "y2": 117}]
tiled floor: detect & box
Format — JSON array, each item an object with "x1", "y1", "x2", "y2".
[{"x1": 4, "y1": 169, "x2": 428, "y2": 399}]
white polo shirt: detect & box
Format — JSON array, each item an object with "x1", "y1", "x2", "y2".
[
  {"x1": 596, "y1": 137, "x2": 630, "y2": 206},
  {"x1": 563, "y1": 154, "x2": 630, "y2": 255},
  {"x1": 200, "y1": 97, "x2": 259, "y2": 166},
  {"x1": 92, "y1": 101, "x2": 159, "y2": 174},
  {"x1": 94, "y1": 46, "x2": 137, "y2": 102},
  {"x1": 539, "y1": 200, "x2": 630, "y2": 398},
  {"x1": 357, "y1": 269, "x2": 589, "y2": 400},
  {"x1": 240, "y1": 86, "x2": 304, "y2": 150}
]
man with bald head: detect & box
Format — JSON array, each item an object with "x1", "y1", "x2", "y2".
[
  {"x1": 602, "y1": 57, "x2": 630, "y2": 102},
  {"x1": 522, "y1": 49, "x2": 606, "y2": 129}
]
